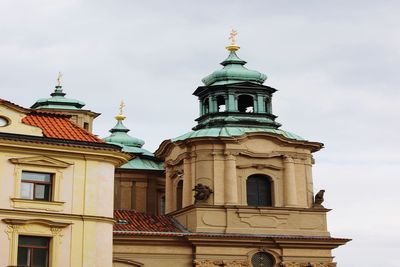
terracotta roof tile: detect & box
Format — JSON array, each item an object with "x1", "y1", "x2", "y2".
[
  {"x1": 22, "y1": 113, "x2": 103, "y2": 143},
  {"x1": 114, "y1": 210, "x2": 185, "y2": 233}
]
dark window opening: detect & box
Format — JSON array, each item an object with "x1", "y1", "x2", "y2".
[
  {"x1": 251, "y1": 252, "x2": 274, "y2": 267},
  {"x1": 265, "y1": 97, "x2": 271, "y2": 113},
  {"x1": 83, "y1": 122, "x2": 89, "y2": 131},
  {"x1": 17, "y1": 236, "x2": 50, "y2": 267},
  {"x1": 216, "y1": 95, "x2": 226, "y2": 112},
  {"x1": 238, "y1": 95, "x2": 254, "y2": 113},
  {"x1": 21, "y1": 172, "x2": 52, "y2": 201},
  {"x1": 246, "y1": 174, "x2": 272, "y2": 206},
  {"x1": 176, "y1": 180, "x2": 183, "y2": 210},
  {"x1": 160, "y1": 195, "x2": 166, "y2": 215},
  {"x1": 203, "y1": 98, "x2": 209, "y2": 114}
]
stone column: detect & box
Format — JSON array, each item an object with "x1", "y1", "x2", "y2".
[
  {"x1": 224, "y1": 153, "x2": 238, "y2": 204},
  {"x1": 227, "y1": 93, "x2": 237, "y2": 111},
  {"x1": 208, "y1": 97, "x2": 214, "y2": 113},
  {"x1": 267, "y1": 96, "x2": 272, "y2": 113},
  {"x1": 165, "y1": 167, "x2": 173, "y2": 213},
  {"x1": 199, "y1": 100, "x2": 203, "y2": 116},
  {"x1": 182, "y1": 157, "x2": 192, "y2": 207},
  {"x1": 256, "y1": 94, "x2": 264, "y2": 113},
  {"x1": 305, "y1": 156, "x2": 314, "y2": 207},
  {"x1": 283, "y1": 156, "x2": 298, "y2": 207}
]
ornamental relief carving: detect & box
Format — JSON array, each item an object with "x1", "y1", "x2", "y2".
[
  {"x1": 193, "y1": 259, "x2": 222, "y2": 267},
  {"x1": 224, "y1": 260, "x2": 249, "y2": 266},
  {"x1": 194, "y1": 260, "x2": 249, "y2": 267},
  {"x1": 280, "y1": 263, "x2": 336, "y2": 267},
  {"x1": 5, "y1": 225, "x2": 19, "y2": 240},
  {"x1": 238, "y1": 214, "x2": 288, "y2": 228}
]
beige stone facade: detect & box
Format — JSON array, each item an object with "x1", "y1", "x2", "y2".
[
  {"x1": 114, "y1": 169, "x2": 165, "y2": 214},
  {"x1": 113, "y1": 131, "x2": 349, "y2": 266}
]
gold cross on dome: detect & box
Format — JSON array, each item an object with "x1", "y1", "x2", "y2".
[
  {"x1": 119, "y1": 100, "x2": 125, "y2": 115},
  {"x1": 56, "y1": 72, "x2": 63, "y2": 87},
  {"x1": 229, "y1": 29, "x2": 238, "y2": 45}
]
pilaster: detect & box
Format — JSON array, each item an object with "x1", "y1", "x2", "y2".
[
  {"x1": 183, "y1": 157, "x2": 192, "y2": 207},
  {"x1": 224, "y1": 152, "x2": 238, "y2": 204},
  {"x1": 283, "y1": 156, "x2": 298, "y2": 207}
]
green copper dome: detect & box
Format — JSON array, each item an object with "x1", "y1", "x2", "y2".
[
  {"x1": 103, "y1": 120, "x2": 145, "y2": 148},
  {"x1": 172, "y1": 126, "x2": 304, "y2": 143},
  {"x1": 201, "y1": 51, "x2": 267, "y2": 86},
  {"x1": 31, "y1": 86, "x2": 86, "y2": 110},
  {"x1": 103, "y1": 114, "x2": 164, "y2": 171}
]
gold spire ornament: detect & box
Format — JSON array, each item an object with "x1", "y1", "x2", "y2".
[
  {"x1": 56, "y1": 72, "x2": 63, "y2": 87},
  {"x1": 115, "y1": 100, "x2": 126, "y2": 121},
  {"x1": 226, "y1": 29, "x2": 240, "y2": 52}
]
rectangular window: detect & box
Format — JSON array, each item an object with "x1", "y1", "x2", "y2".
[
  {"x1": 17, "y1": 236, "x2": 50, "y2": 267},
  {"x1": 21, "y1": 172, "x2": 52, "y2": 201}
]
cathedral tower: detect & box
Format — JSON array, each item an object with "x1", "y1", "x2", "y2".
[{"x1": 154, "y1": 32, "x2": 349, "y2": 266}]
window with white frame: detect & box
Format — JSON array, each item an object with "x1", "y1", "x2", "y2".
[{"x1": 20, "y1": 171, "x2": 53, "y2": 201}]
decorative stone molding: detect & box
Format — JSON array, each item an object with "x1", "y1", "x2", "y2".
[
  {"x1": 194, "y1": 259, "x2": 222, "y2": 267},
  {"x1": 5, "y1": 224, "x2": 19, "y2": 241},
  {"x1": 2, "y1": 218, "x2": 71, "y2": 266},
  {"x1": 9, "y1": 155, "x2": 73, "y2": 168},
  {"x1": 223, "y1": 260, "x2": 250, "y2": 266},
  {"x1": 280, "y1": 263, "x2": 336, "y2": 267},
  {"x1": 236, "y1": 163, "x2": 282, "y2": 170}
]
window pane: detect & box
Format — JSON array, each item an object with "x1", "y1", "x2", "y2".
[
  {"x1": 22, "y1": 172, "x2": 51, "y2": 183},
  {"x1": 21, "y1": 182, "x2": 34, "y2": 199},
  {"x1": 32, "y1": 248, "x2": 48, "y2": 267},
  {"x1": 247, "y1": 179, "x2": 258, "y2": 206},
  {"x1": 17, "y1": 247, "x2": 29, "y2": 266},
  {"x1": 251, "y1": 252, "x2": 273, "y2": 267},
  {"x1": 19, "y1": 236, "x2": 49, "y2": 247},
  {"x1": 34, "y1": 184, "x2": 50, "y2": 200},
  {"x1": 247, "y1": 175, "x2": 272, "y2": 207}
]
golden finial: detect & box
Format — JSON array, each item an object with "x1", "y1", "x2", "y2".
[
  {"x1": 226, "y1": 29, "x2": 240, "y2": 52},
  {"x1": 115, "y1": 100, "x2": 126, "y2": 121},
  {"x1": 56, "y1": 71, "x2": 63, "y2": 87}
]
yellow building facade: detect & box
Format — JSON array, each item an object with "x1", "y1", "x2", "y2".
[{"x1": 0, "y1": 99, "x2": 130, "y2": 267}]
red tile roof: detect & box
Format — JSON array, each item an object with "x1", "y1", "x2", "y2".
[
  {"x1": 22, "y1": 112, "x2": 103, "y2": 143},
  {"x1": 114, "y1": 210, "x2": 185, "y2": 233},
  {"x1": 1, "y1": 98, "x2": 103, "y2": 143}
]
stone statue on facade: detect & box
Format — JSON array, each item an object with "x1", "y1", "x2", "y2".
[
  {"x1": 313, "y1": 189, "x2": 325, "y2": 207},
  {"x1": 193, "y1": 183, "x2": 213, "y2": 203}
]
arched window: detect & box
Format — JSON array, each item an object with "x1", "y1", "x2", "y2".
[
  {"x1": 246, "y1": 174, "x2": 272, "y2": 206},
  {"x1": 251, "y1": 252, "x2": 274, "y2": 267},
  {"x1": 176, "y1": 180, "x2": 183, "y2": 210},
  {"x1": 216, "y1": 95, "x2": 226, "y2": 112},
  {"x1": 238, "y1": 95, "x2": 254, "y2": 113}
]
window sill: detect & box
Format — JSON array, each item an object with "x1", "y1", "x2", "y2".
[{"x1": 10, "y1": 198, "x2": 65, "y2": 212}]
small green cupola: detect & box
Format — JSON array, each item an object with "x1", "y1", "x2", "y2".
[
  {"x1": 31, "y1": 73, "x2": 86, "y2": 110},
  {"x1": 193, "y1": 31, "x2": 281, "y2": 130},
  {"x1": 103, "y1": 107, "x2": 145, "y2": 149},
  {"x1": 104, "y1": 103, "x2": 163, "y2": 171}
]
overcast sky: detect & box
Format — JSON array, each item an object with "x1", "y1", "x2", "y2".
[{"x1": 1, "y1": 1, "x2": 399, "y2": 266}]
